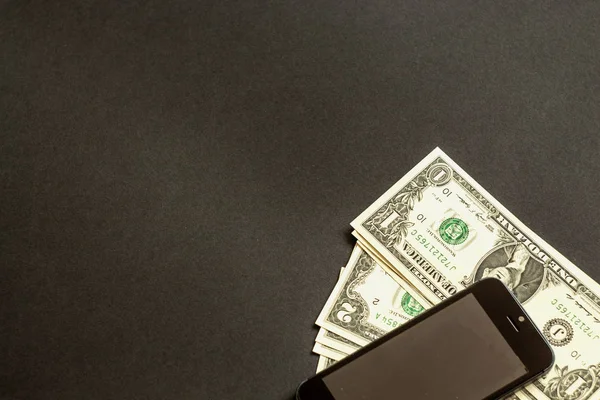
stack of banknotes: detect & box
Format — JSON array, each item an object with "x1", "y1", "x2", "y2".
[{"x1": 312, "y1": 148, "x2": 600, "y2": 400}]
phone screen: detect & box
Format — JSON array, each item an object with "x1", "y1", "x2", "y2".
[{"x1": 322, "y1": 294, "x2": 528, "y2": 400}]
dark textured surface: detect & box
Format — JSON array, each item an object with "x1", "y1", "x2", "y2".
[{"x1": 2, "y1": 1, "x2": 600, "y2": 399}]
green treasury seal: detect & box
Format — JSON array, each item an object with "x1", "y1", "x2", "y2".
[
  {"x1": 401, "y1": 293, "x2": 425, "y2": 317},
  {"x1": 439, "y1": 217, "x2": 469, "y2": 245}
]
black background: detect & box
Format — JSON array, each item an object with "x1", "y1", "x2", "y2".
[{"x1": 2, "y1": 1, "x2": 600, "y2": 399}]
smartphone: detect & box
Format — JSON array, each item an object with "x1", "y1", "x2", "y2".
[{"x1": 297, "y1": 278, "x2": 554, "y2": 400}]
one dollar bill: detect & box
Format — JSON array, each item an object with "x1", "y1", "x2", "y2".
[
  {"x1": 316, "y1": 355, "x2": 336, "y2": 373},
  {"x1": 312, "y1": 342, "x2": 346, "y2": 361},
  {"x1": 352, "y1": 147, "x2": 600, "y2": 400},
  {"x1": 315, "y1": 328, "x2": 360, "y2": 355}
]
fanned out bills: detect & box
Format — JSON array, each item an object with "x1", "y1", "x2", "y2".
[{"x1": 311, "y1": 148, "x2": 600, "y2": 400}]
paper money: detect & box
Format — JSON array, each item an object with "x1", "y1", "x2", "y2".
[
  {"x1": 312, "y1": 267, "x2": 363, "y2": 354},
  {"x1": 352, "y1": 148, "x2": 600, "y2": 400},
  {"x1": 316, "y1": 355, "x2": 336, "y2": 373},
  {"x1": 312, "y1": 342, "x2": 347, "y2": 361},
  {"x1": 504, "y1": 395, "x2": 521, "y2": 400},
  {"x1": 315, "y1": 328, "x2": 360, "y2": 355},
  {"x1": 316, "y1": 245, "x2": 426, "y2": 347}
]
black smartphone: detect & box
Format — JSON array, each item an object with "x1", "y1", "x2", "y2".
[{"x1": 297, "y1": 278, "x2": 554, "y2": 400}]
